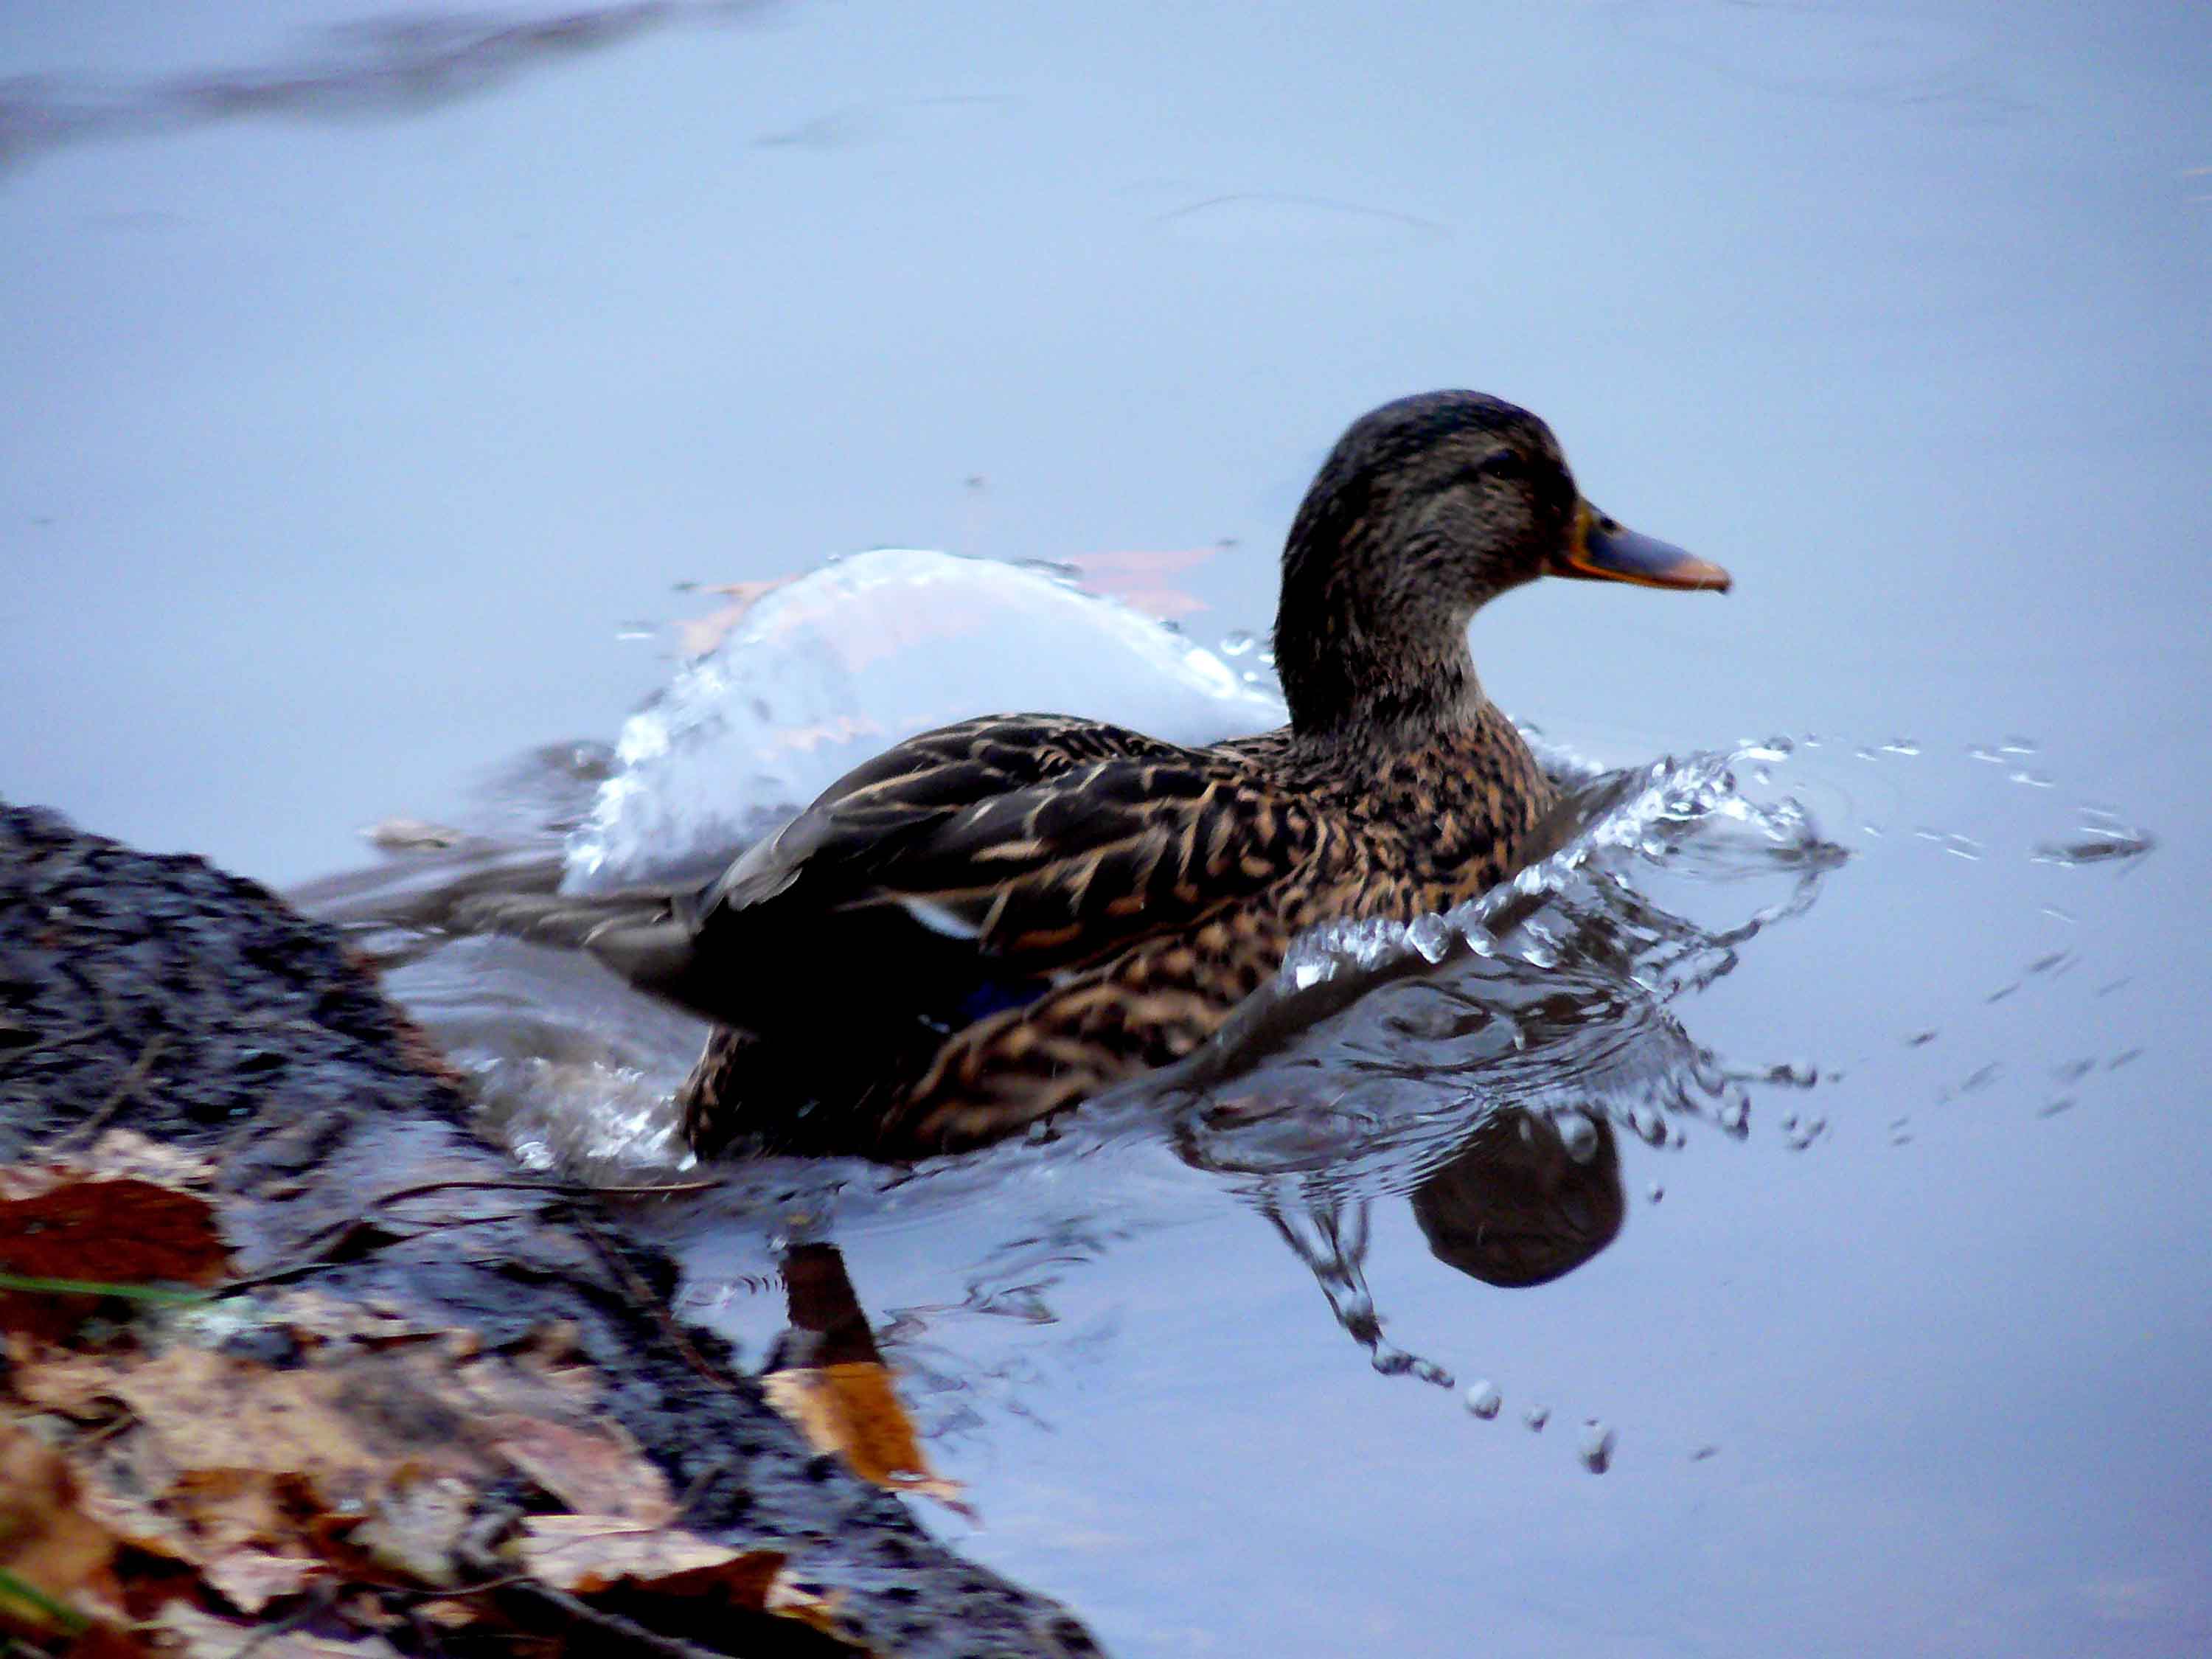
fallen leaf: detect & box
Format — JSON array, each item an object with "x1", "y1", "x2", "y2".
[
  {"x1": 201, "y1": 1547, "x2": 323, "y2": 1615},
  {"x1": 0, "y1": 1421, "x2": 125, "y2": 1636},
  {"x1": 512, "y1": 1515, "x2": 756, "y2": 1593},
  {"x1": 152, "y1": 1603, "x2": 402, "y2": 1658},
  {"x1": 761, "y1": 1364, "x2": 970, "y2": 1517},
  {"x1": 487, "y1": 1415, "x2": 673, "y2": 1526},
  {"x1": 511, "y1": 1516, "x2": 845, "y2": 1638},
  {"x1": 349, "y1": 1472, "x2": 476, "y2": 1587},
  {"x1": 0, "y1": 1171, "x2": 227, "y2": 1287},
  {"x1": 80, "y1": 1134, "x2": 218, "y2": 1189},
  {"x1": 14, "y1": 1346, "x2": 493, "y2": 1516}
]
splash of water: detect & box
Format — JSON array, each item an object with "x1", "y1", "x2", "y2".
[{"x1": 563, "y1": 549, "x2": 1283, "y2": 893}]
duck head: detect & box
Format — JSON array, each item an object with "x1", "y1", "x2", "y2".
[{"x1": 1272, "y1": 390, "x2": 1730, "y2": 736}]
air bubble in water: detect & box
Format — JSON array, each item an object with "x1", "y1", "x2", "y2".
[
  {"x1": 1523, "y1": 1405, "x2": 1550, "y2": 1432},
  {"x1": 1464, "y1": 1380, "x2": 1503, "y2": 1419}
]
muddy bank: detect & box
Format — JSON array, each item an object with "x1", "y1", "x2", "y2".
[{"x1": 0, "y1": 802, "x2": 1100, "y2": 1658}]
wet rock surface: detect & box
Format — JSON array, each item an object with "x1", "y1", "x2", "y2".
[{"x1": 0, "y1": 802, "x2": 1102, "y2": 1658}]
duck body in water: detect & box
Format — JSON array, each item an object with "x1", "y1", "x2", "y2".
[{"x1": 581, "y1": 392, "x2": 1731, "y2": 1158}]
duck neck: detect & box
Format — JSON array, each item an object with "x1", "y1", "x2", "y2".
[{"x1": 1272, "y1": 554, "x2": 1487, "y2": 745}]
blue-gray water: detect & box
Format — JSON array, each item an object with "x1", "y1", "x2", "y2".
[{"x1": 4, "y1": 4, "x2": 2208, "y2": 1655}]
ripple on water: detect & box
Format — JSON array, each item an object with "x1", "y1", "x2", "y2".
[{"x1": 311, "y1": 552, "x2": 2190, "y2": 1462}]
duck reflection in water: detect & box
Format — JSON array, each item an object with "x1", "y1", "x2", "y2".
[{"x1": 1251, "y1": 1106, "x2": 1623, "y2": 1386}]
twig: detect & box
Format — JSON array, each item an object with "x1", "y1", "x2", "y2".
[
  {"x1": 230, "y1": 1582, "x2": 336, "y2": 1659},
  {"x1": 212, "y1": 1211, "x2": 522, "y2": 1298},
  {"x1": 500, "y1": 1581, "x2": 738, "y2": 1659},
  {"x1": 209, "y1": 1176, "x2": 713, "y2": 1299},
  {"x1": 564, "y1": 1204, "x2": 737, "y2": 1393},
  {"x1": 46, "y1": 1032, "x2": 167, "y2": 1150},
  {"x1": 357, "y1": 1175, "x2": 721, "y2": 1204}
]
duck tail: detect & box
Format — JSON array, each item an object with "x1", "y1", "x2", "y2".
[{"x1": 448, "y1": 888, "x2": 704, "y2": 1009}]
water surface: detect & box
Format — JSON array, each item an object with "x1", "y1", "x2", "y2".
[{"x1": 5, "y1": 4, "x2": 2209, "y2": 1655}]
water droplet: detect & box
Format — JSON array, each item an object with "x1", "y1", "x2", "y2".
[
  {"x1": 1523, "y1": 1405, "x2": 1550, "y2": 1433},
  {"x1": 1717, "y1": 1093, "x2": 1750, "y2": 1135},
  {"x1": 2037, "y1": 1097, "x2": 2077, "y2": 1119},
  {"x1": 1219, "y1": 629, "x2": 1256, "y2": 657},
  {"x1": 2107, "y1": 1046, "x2": 2143, "y2": 1071},
  {"x1": 1986, "y1": 982, "x2": 2020, "y2": 1004},
  {"x1": 1579, "y1": 1420, "x2": 1617, "y2": 1473},
  {"x1": 1464, "y1": 1380, "x2": 1502, "y2": 1419},
  {"x1": 616, "y1": 621, "x2": 658, "y2": 641},
  {"x1": 2039, "y1": 905, "x2": 2076, "y2": 924},
  {"x1": 1628, "y1": 1104, "x2": 1667, "y2": 1146},
  {"x1": 1967, "y1": 744, "x2": 2006, "y2": 765},
  {"x1": 2008, "y1": 768, "x2": 2053, "y2": 789},
  {"x1": 1646, "y1": 1182, "x2": 1665, "y2": 1204},
  {"x1": 1407, "y1": 912, "x2": 1455, "y2": 964},
  {"x1": 1689, "y1": 1444, "x2": 1719, "y2": 1462},
  {"x1": 1907, "y1": 1029, "x2": 1940, "y2": 1048},
  {"x1": 1881, "y1": 737, "x2": 1922, "y2": 757}
]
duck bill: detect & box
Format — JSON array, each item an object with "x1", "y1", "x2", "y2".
[{"x1": 1551, "y1": 502, "x2": 1732, "y2": 593}]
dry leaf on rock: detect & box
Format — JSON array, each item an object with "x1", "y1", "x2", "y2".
[
  {"x1": 201, "y1": 1547, "x2": 324, "y2": 1616},
  {"x1": 349, "y1": 1471, "x2": 476, "y2": 1587},
  {"x1": 0, "y1": 1169, "x2": 227, "y2": 1287},
  {"x1": 13, "y1": 1345, "x2": 493, "y2": 1519},
  {"x1": 512, "y1": 1514, "x2": 758, "y2": 1592},
  {"x1": 487, "y1": 1415, "x2": 673, "y2": 1526},
  {"x1": 80, "y1": 1133, "x2": 218, "y2": 1189},
  {"x1": 152, "y1": 1603, "x2": 402, "y2": 1658},
  {"x1": 762, "y1": 1363, "x2": 970, "y2": 1517},
  {"x1": 0, "y1": 1421, "x2": 125, "y2": 1635},
  {"x1": 512, "y1": 1516, "x2": 843, "y2": 1638}
]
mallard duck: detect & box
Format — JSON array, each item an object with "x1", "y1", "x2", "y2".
[{"x1": 584, "y1": 391, "x2": 1730, "y2": 1159}]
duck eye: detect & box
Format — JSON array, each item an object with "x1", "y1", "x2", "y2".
[{"x1": 1453, "y1": 450, "x2": 1523, "y2": 490}]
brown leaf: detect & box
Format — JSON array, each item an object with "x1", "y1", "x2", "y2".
[
  {"x1": 14, "y1": 1346, "x2": 493, "y2": 1516},
  {"x1": 201, "y1": 1548, "x2": 324, "y2": 1616},
  {"x1": 512, "y1": 1515, "x2": 758, "y2": 1593},
  {"x1": 0, "y1": 1171, "x2": 227, "y2": 1286},
  {"x1": 761, "y1": 1363, "x2": 970, "y2": 1517},
  {"x1": 349, "y1": 1472, "x2": 476, "y2": 1587},
  {"x1": 487, "y1": 1415, "x2": 673, "y2": 1526},
  {"x1": 80, "y1": 1133, "x2": 218, "y2": 1189},
  {"x1": 151, "y1": 1603, "x2": 403, "y2": 1658},
  {"x1": 0, "y1": 1421, "x2": 125, "y2": 1635}
]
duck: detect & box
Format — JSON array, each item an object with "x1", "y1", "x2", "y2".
[{"x1": 580, "y1": 391, "x2": 1731, "y2": 1159}]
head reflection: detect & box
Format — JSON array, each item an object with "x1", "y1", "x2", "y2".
[{"x1": 1411, "y1": 1107, "x2": 1624, "y2": 1289}]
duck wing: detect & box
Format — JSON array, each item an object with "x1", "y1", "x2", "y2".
[{"x1": 588, "y1": 712, "x2": 1315, "y2": 1029}]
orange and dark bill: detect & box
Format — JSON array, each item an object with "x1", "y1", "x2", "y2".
[{"x1": 1550, "y1": 501, "x2": 1732, "y2": 593}]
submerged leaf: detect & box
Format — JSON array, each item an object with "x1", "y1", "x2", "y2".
[{"x1": 762, "y1": 1363, "x2": 970, "y2": 1516}]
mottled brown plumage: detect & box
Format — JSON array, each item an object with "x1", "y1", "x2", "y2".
[{"x1": 587, "y1": 391, "x2": 1730, "y2": 1159}]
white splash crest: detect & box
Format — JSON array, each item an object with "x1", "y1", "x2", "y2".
[{"x1": 563, "y1": 549, "x2": 1286, "y2": 893}]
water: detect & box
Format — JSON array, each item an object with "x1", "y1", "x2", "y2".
[{"x1": 7, "y1": 4, "x2": 2211, "y2": 1655}]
